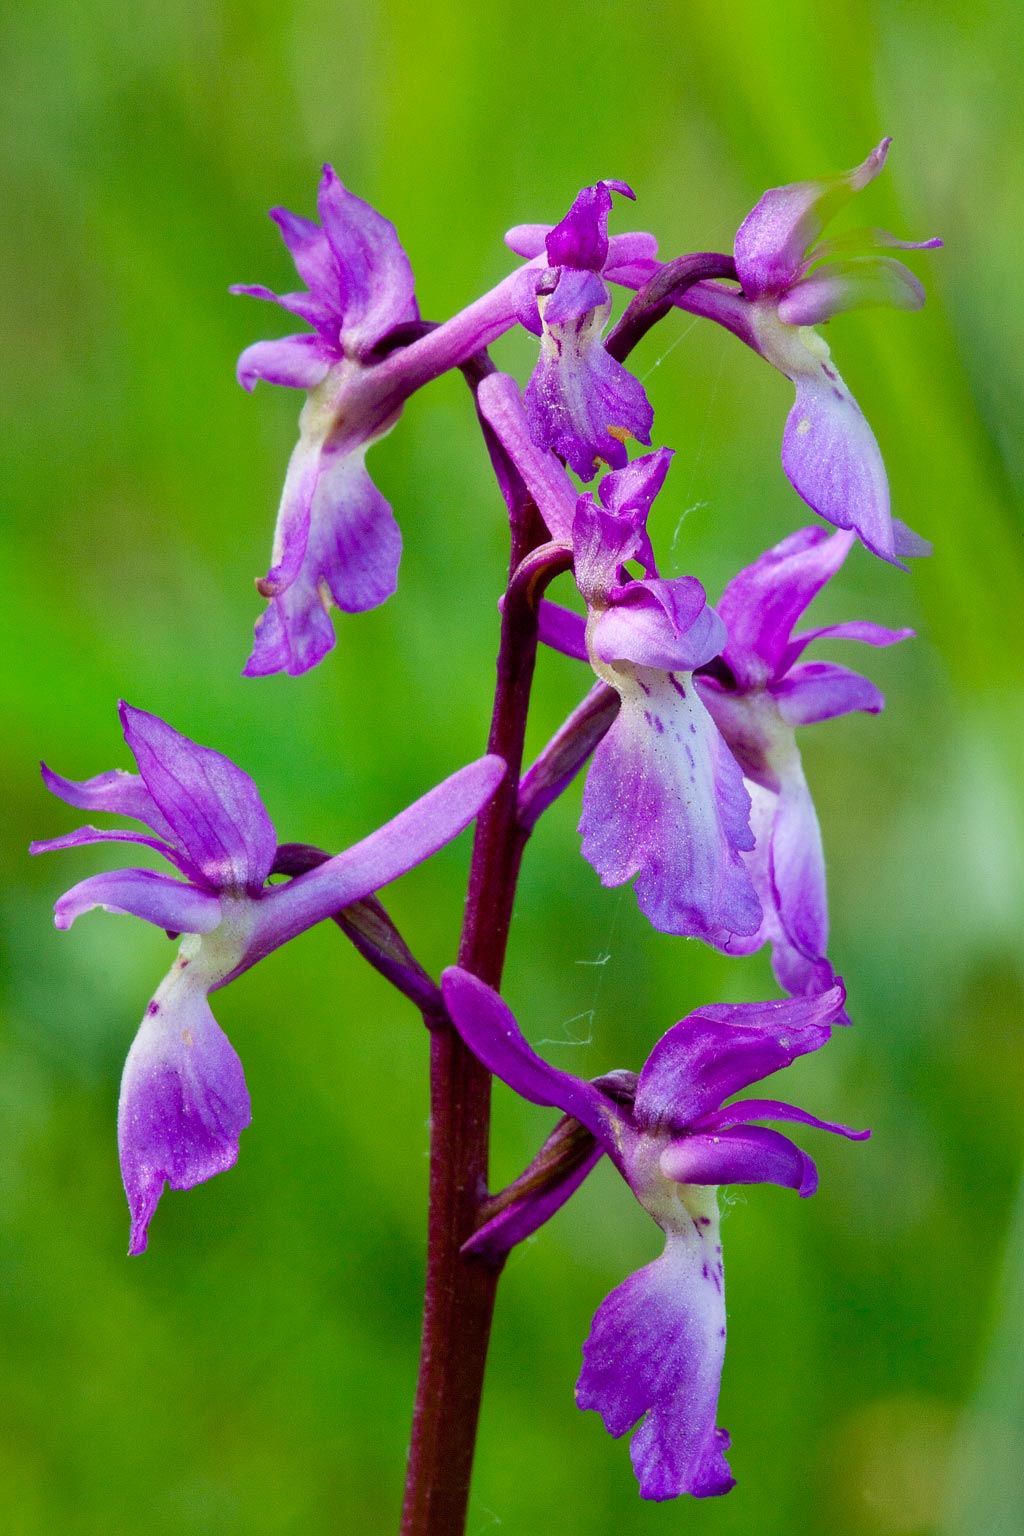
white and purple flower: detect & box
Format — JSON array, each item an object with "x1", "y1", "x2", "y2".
[
  {"x1": 509, "y1": 180, "x2": 655, "y2": 479},
  {"x1": 32, "y1": 704, "x2": 504, "y2": 1252},
  {"x1": 442, "y1": 967, "x2": 865, "y2": 1500},
  {"x1": 235, "y1": 170, "x2": 661, "y2": 676},
  {"x1": 696, "y1": 525, "x2": 912, "y2": 999},
  {"x1": 674, "y1": 139, "x2": 940, "y2": 564}
]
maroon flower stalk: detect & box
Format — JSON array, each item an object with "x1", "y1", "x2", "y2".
[{"x1": 399, "y1": 414, "x2": 557, "y2": 1536}]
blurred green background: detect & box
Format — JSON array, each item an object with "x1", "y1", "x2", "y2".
[{"x1": 2, "y1": 1, "x2": 1022, "y2": 1532}]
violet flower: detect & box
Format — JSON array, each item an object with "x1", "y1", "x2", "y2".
[
  {"x1": 235, "y1": 169, "x2": 659, "y2": 676},
  {"x1": 233, "y1": 166, "x2": 419, "y2": 676},
  {"x1": 31, "y1": 703, "x2": 504, "y2": 1253},
  {"x1": 513, "y1": 142, "x2": 940, "y2": 563},
  {"x1": 442, "y1": 967, "x2": 865, "y2": 1501},
  {"x1": 678, "y1": 139, "x2": 940, "y2": 565},
  {"x1": 512, "y1": 181, "x2": 655, "y2": 479},
  {"x1": 525, "y1": 444, "x2": 760, "y2": 943},
  {"x1": 695, "y1": 526, "x2": 912, "y2": 998}
]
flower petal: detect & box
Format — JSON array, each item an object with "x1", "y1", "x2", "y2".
[
  {"x1": 778, "y1": 342, "x2": 902, "y2": 564},
  {"x1": 734, "y1": 138, "x2": 891, "y2": 298},
  {"x1": 572, "y1": 497, "x2": 646, "y2": 602},
  {"x1": 778, "y1": 256, "x2": 926, "y2": 326},
  {"x1": 30, "y1": 824, "x2": 192, "y2": 877},
  {"x1": 545, "y1": 181, "x2": 633, "y2": 272},
  {"x1": 761, "y1": 768, "x2": 834, "y2": 998},
  {"x1": 245, "y1": 445, "x2": 402, "y2": 678},
  {"x1": 120, "y1": 704, "x2": 277, "y2": 893},
  {"x1": 579, "y1": 673, "x2": 760, "y2": 943},
  {"x1": 475, "y1": 372, "x2": 577, "y2": 541},
  {"x1": 235, "y1": 758, "x2": 506, "y2": 974},
  {"x1": 440, "y1": 969, "x2": 619, "y2": 1155},
  {"x1": 690, "y1": 1096, "x2": 869, "y2": 1141},
  {"x1": 633, "y1": 987, "x2": 845, "y2": 1131},
  {"x1": 599, "y1": 447, "x2": 673, "y2": 549},
  {"x1": 39, "y1": 763, "x2": 173, "y2": 838},
  {"x1": 537, "y1": 599, "x2": 588, "y2": 661},
  {"x1": 576, "y1": 1220, "x2": 734, "y2": 1500},
  {"x1": 716, "y1": 525, "x2": 855, "y2": 686},
  {"x1": 269, "y1": 204, "x2": 343, "y2": 313},
  {"x1": 781, "y1": 618, "x2": 914, "y2": 671},
  {"x1": 772, "y1": 661, "x2": 884, "y2": 726},
  {"x1": 316, "y1": 165, "x2": 418, "y2": 356},
  {"x1": 119, "y1": 975, "x2": 251, "y2": 1254},
  {"x1": 591, "y1": 580, "x2": 724, "y2": 673},
  {"x1": 235, "y1": 334, "x2": 333, "y2": 393},
  {"x1": 52, "y1": 868, "x2": 223, "y2": 934},
  {"x1": 660, "y1": 1125, "x2": 818, "y2": 1196},
  {"x1": 229, "y1": 282, "x2": 338, "y2": 338},
  {"x1": 525, "y1": 269, "x2": 653, "y2": 480}
]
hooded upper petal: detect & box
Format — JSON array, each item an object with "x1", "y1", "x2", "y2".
[
  {"x1": 632, "y1": 988, "x2": 845, "y2": 1131},
  {"x1": 545, "y1": 180, "x2": 635, "y2": 272},
  {"x1": 778, "y1": 255, "x2": 927, "y2": 326},
  {"x1": 315, "y1": 165, "x2": 419, "y2": 357},
  {"x1": 235, "y1": 333, "x2": 334, "y2": 393},
  {"x1": 119, "y1": 967, "x2": 252, "y2": 1255},
  {"x1": 772, "y1": 661, "x2": 885, "y2": 726},
  {"x1": 734, "y1": 139, "x2": 891, "y2": 298},
  {"x1": 120, "y1": 705, "x2": 277, "y2": 894},
  {"x1": 661, "y1": 1125, "x2": 818, "y2": 1196}
]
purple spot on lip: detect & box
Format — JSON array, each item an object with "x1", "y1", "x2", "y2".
[
  {"x1": 146, "y1": 1001, "x2": 159, "y2": 1017},
  {"x1": 701, "y1": 1262, "x2": 709, "y2": 1279},
  {"x1": 636, "y1": 678, "x2": 651, "y2": 696},
  {"x1": 669, "y1": 675, "x2": 687, "y2": 700},
  {"x1": 644, "y1": 709, "x2": 653, "y2": 726},
  {"x1": 822, "y1": 363, "x2": 838, "y2": 382},
  {"x1": 832, "y1": 386, "x2": 844, "y2": 401},
  {"x1": 653, "y1": 716, "x2": 664, "y2": 734}
]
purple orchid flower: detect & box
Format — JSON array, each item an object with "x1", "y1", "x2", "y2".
[
  {"x1": 442, "y1": 967, "x2": 865, "y2": 1501},
  {"x1": 235, "y1": 169, "x2": 660, "y2": 676},
  {"x1": 512, "y1": 181, "x2": 655, "y2": 479},
  {"x1": 31, "y1": 703, "x2": 504, "y2": 1254},
  {"x1": 727, "y1": 139, "x2": 941, "y2": 564},
  {"x1": 572, "y1": 459, "x2": 760, "y2": 941},
  {"x1": 670, "y1": 140, "x2": 940, "y2": 565},
  {"x1": 516, "y1": 437, "x2": 760, "y2": 944},
  {"x1": 695, "y1": 525, "x2": 912, "y2": 999},
  {"x1": 512, "y1": 142, "x2": 940, "y2": 563},
  {"x1": 232, "y1": 166, "x2": 420, "y2": 676}
]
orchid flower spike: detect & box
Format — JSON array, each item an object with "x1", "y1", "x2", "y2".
[
  {"x1": 442, "y1": 968, "x2": 866, "y2": 1501},
  {"x1": 534, "y1": 449, "x2": 761, "y2": 943},
  {"x1": 695, "y1": 525, "x2": 913, "y2": 1000},
  {"x1": 511, "y1": 180, "x2": 655, "y2": 479},
  {"x1": 31, "y1": 704, "x2": 504, "y2": 1253}
]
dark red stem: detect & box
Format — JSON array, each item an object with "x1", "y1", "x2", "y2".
[
  {"x1": 399, "y1": 451, "x2": 548, "y2": 1534},
  {"x1": 604, "y1": 251, "x2": 738, "y2": 362}
]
